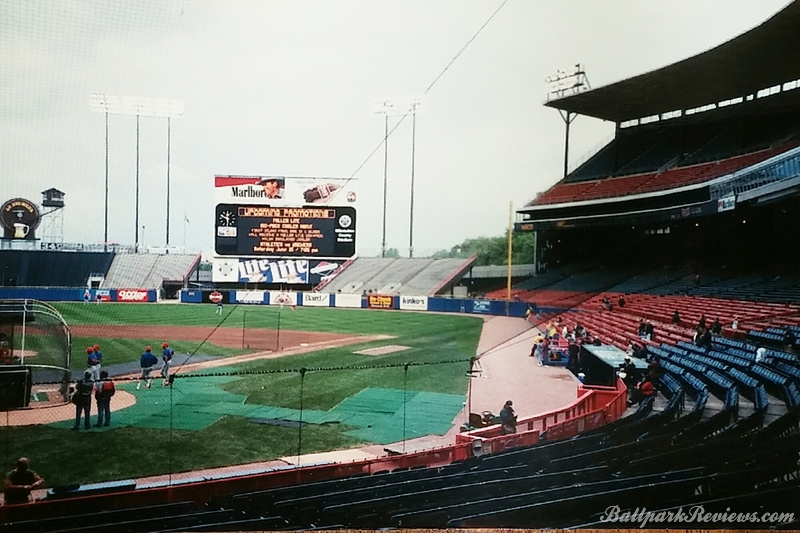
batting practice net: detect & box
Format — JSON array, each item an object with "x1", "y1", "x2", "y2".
[{"x1": 0, "y1": 299, "x2": 71, "y2": 409}]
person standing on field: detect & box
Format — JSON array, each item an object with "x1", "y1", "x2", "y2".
[
  {"x1": 94, "y1": 370, "x2": 115, "y2": 427},
  {"x1": 161, "y1": 342, "x2": 174, "y2": 387},
  {"x1": 138, "y1": 346, "x2": 158, "y2": 390}
]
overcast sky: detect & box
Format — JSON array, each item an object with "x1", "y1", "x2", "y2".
[{"x1": 0, "y1": 0, "x2": 789, "y2": 257}]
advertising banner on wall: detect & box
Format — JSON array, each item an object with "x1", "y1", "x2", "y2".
[
  {"x1": 116, "y1": 289, "x2": 149, "y2": 303},
  {"x1": 214, "y1": 176, "x2": 358, "y2": 208},
  {"x1": 399, "y1": 295, "x2": 428, "y2": 311},
  {"x1": 213, "y1": 258, "x2": 341, "y2": 285},
  {"x1": 472, "y1": 300, "x2": 492, "y2": 313},
  {"x1": 269, "y1": 291, "x2": 298, "y2": 306},
  {"x1": 367, "y1": 294, "x2": 394, "y2": 309},
  {"x1": 235, "y1": 290, "x2": 266, "y2": 304},
  {"x1": 203, "y1": 290, "x2": 230, "y2": 304},
  {"x1": 334, "y1": 293, "x2": 362, "y2": 308},
  {"x1": 302, "y1": 292, "x2": 331, "y2": 307}
]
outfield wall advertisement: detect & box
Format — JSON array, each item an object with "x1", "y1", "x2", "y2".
[
  {"x1": 302, "y1": 292, "x2": 330, "y2": 307},
  {"x1": 235, "y1": 290, "x2": 266, "y2": 304},
  {"x1": 333, "y1": 293, "x2": 362, "y2": 308},
  {"x1": 399, "y1": 295, "x2": 428, "y2": 311}
]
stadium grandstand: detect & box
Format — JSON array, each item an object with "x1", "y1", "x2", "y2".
[
  {"x1": 3, "y1": 3, "x2": 800, "y2": 532},
  {"x1": 318, "y1": 256, "x2": 476, "y2": 296},
  {"x1": 0, "y1": 249, "x2": 201, "y2": 299}
]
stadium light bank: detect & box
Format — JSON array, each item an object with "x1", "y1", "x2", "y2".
[{"x1": 90, "y1": 94, "x2": 184, "y2": 252}]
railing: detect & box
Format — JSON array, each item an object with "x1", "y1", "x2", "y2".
[{"x1": 455, "y1": 380, "x2": 626, "y2": 452}]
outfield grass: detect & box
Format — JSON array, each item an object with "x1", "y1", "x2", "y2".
[{"x1": 2, "y1": 304, "x2": 483, "y2": 487}]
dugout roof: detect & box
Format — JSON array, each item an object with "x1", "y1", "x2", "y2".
[{"x1": 545, "y1": 1, "x2": 800, "y2": 123}]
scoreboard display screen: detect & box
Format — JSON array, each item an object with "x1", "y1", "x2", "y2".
[{"x1": 215, "y1": 204, "x2": 356, "y2": 258}]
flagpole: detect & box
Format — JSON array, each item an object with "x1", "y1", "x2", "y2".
[{"x1": 183, "y1": 212, "x2": 188, "y2": 252}]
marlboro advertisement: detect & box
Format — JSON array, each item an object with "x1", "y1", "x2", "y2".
[{"x1": 214, "y1": 176, "x2": 358, "y2": 208}]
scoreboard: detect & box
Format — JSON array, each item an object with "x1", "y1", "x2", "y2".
[{"x1": 215, "y1": 203, "x2": 356, "y2": 258}]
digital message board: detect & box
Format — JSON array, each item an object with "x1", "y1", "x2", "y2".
[{"x1": 215, "y1": 204, "x2": 356, "y2": 258}]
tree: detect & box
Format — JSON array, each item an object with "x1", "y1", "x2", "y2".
[
  {"x1": 440, "y1": 232, "x2": 537, "y2": 266},
  {"x1": 384, "y1": 248, "x2": 400, "y2": 258}
]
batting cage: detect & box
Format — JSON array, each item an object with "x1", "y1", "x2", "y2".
[{"x1": 0, "y1": 299, "x2": 71, "y2": 409}]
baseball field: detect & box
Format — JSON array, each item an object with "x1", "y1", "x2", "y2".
[{"x1": 1, "y1": 303, "x2": 483, "y2": 488}]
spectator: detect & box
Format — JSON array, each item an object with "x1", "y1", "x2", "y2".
[
  {"x1": 627, "y1": 380, "x2": 655, "y2": 407},
  {"x1": 693, "y1": 326, "x2": 703, "y2": 346},
  {"x1": 637, "y1": 319, "x2": 646, "y2": 338},
  {"x1": 138, "y1": 346, "x2": 159, "y2": 390},
  {"x1": 499, "y1": 400, "x2": 517, "y2": 434},
  {"x1": 71, "y1": 370, "x2": 93, "y2": 430},
  {"x1": 701, "y1": 328, "x2": 713, "y2": 349},
  {"x1": 625, "y1": 341, "x2": 635, "y2": 356},
  {"x1": 646, "y1": 356, "x2": 663, "y2": 383},
  {"x1": 631, "y1": 343, "x2": 644, "y2": 360},
  {"x1": 567, "y1": 342, "x2": 580, "y2": 373},
  {"x1": 592, "y1": 336, "x2": 602, "y2": 346},
  {"x1": 756, "y1": 344, "x2": 767, "y2": 363},
  {"x1": 644, "y1": 321, "x2": 654, "y2": 341},
  {"x1": 541, "y1": 338, "x2": 551, "y2": 365},
  {"x1": 783, "y1": 329, "x2": 796, "y2": 352},
  {"x1": 710, "y1": 318, "x2": 722, "y2": 335},
  {"x1": 731, "y1": 316, "x2": 739, "y2": 330},
  {"x1": 698, "y1": 315, "x2": 707, "y2": 330},
  {"x1": 620, "y1": 356, "x2": 638, "y2": 389},
  {"x1": 3, "y1": 457, "x2": 44, "y2": 505},
  {"x1": 618, "y1": 295, "x2": 626, "y2": 308},
  {"x1": 94, "y1": 370, "x2": 115, "y2": 427},
  {"x1": 672, "y1": 310, "x2": 680, "y2": 325}
]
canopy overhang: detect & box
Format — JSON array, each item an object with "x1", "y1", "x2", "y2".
[{"x1": 545, "y1": 2, "x2": 800, "y2": 124}]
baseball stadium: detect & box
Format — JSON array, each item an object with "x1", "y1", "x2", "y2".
[{"x1": 3, "y1": 2, "x2": 800, "y2": 531}]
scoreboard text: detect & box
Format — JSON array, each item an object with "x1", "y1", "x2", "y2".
[{"x1": 215, "y1": 204, "x2": 356, "y2": 258}]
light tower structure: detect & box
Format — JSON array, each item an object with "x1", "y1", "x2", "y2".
[
  {"x1": 545, "y1": 64, "x2": 590, "y2": 178},
  {"x1": 39, "y1": 188, "x2": 65, "y2": 244}
]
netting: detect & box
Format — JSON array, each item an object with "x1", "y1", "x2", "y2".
[{"x1": 0, "y1": 300, "x2": 71, "y2": 409}]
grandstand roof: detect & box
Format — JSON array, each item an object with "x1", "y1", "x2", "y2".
[{"x1": 545, "y1": 1, "x2": 800, "y2": 123}]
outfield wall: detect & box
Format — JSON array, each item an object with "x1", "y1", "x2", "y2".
[
  {"x1": 180, "y1": 289, "x2": 536, "y2": 317},
  {"x1": 0, "y1": 287, "x2": 558, "y2": 318},
  {"x1": 0, "y1": 287, "x2": 157, "y2": 302}
]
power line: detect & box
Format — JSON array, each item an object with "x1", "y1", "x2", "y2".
[{"x1": 347, "y1": 0, "x2": 509, "y2": 181}]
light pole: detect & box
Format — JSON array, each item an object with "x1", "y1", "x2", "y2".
[
  {"x1": 374, "y1": 100, "x2": 399, "y2": 258},
  {"x1": 155, "y1": 99, "x2": 184, "y2": 247},
  {"x1": 90, "y1": 94, "x2": 122, "y2": 252},
  {"x1": 405, "y1": 96, "x2": 427, "y2": 258}
]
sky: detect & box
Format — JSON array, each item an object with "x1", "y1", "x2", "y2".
[{"x1": 0, "y1": 0, "x2": 790, "y2": 258}]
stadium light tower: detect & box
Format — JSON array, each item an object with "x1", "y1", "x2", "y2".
[
  {"x1": 405, "y1": 95, "x2": 427, "y2": 258},
  {"x1": 374, "y1": 99, "x2": 402, "y2": 258},
  {"x1": 90, "y1": 94, "x2": 183, "y2": 252},
  {"x1": 89, "y1": 94, "x2": 122, "y2": 252},
  {"x1": 545, "y1": 64, "x2": 590, "y2": 178},
  {"x1": 154, "y1": 99, "x2": 185, "y2": 247}
]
